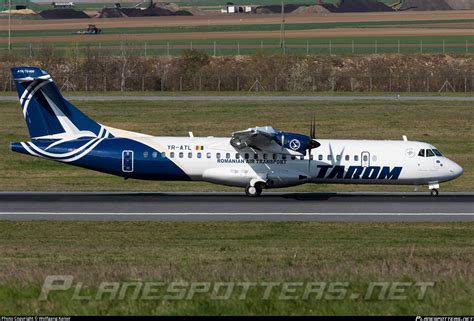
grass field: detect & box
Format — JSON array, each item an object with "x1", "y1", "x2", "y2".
[
  {"x1": 7, "y1": 34, "x2": 473, "y2": 46},
  {"x1": 0, "y1": 221, "x2": 472, "y2": 315},
  {"x1": 2, "y1": 19, "x2": 472, "y2": 38},
  {"x1": 1, "y1": 98, "x2": 472, "y2": 193},
  {"x1": 4, "y1": 35, "x2": 472, "y2": 56}
]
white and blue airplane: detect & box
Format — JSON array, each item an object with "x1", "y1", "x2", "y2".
[{"x1": 10, "y1": 67, "x2": 463, "y2": 196}]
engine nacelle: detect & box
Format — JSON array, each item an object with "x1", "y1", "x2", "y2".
[{"x1": 274, "y1": 131, "x2": 319, "y2": 155}]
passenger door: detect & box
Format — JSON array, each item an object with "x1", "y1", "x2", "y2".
[{"x1": 122, "y1": 150, "x2": 134, "y2": 173}]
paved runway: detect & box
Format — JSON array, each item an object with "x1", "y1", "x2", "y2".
[
  {"x1": 1, "y1": 95, "x2": 473, "y2": 102},
  {"x1": 0, "y1": 192, "x2": 472, "y2": 221}
]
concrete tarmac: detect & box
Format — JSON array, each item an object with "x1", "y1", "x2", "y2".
[{"x1": 0, "y1": 192, "x2": 472, "y2": 222}]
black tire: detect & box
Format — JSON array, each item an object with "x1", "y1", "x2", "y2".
[
  {"x1": 245, "y1": 184, "x2": 262, "y2": 197},
  {"x1": 430, "y1": 189, "x2": 439, "y2": 197}
]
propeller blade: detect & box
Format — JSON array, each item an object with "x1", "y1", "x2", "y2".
[
  {"x1": 307, "y1": 117, "x2": 320, "y2": 150},
  {"x1": 307, "y1": 148, "x2": 311, "y2": 171}
]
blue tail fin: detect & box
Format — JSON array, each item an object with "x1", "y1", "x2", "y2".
[{"x1": 11, "y1": 66, "x2": 101, "y2": 140}]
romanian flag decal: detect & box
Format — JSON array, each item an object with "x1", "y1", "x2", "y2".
[{"x1": 195, "y1": 146, "x2": 204, "y2": 151}]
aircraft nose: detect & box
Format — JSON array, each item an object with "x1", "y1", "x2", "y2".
[{"x1": 448, "y1": 161, "x2": 464, "y2": 179}]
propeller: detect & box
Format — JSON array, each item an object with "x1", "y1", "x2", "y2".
[
  {"x1": 308, "y1": 117, "x2": 320, "y2": 149},
  {"x1": 307, "y1": 117, "x2": 320, "y2": 171}
]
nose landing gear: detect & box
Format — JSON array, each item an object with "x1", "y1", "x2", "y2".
[{"x1": 429, "y1": 183, "x2": 440, "y2": 197}]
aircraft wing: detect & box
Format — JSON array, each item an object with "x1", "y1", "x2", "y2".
[
  {"x1": 230, "y1": 126, "x2": 317, "y2": 155},
  {"x1": 230, "y1": 126, "x2": 277, "y2": 151}
]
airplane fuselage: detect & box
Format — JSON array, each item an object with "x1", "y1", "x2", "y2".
[{"x1": 12, "y1": 128, "x2": 464, "y2": 190}]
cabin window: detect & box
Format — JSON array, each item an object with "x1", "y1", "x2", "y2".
[
  {"x1": 226, "y1": 153, "x2": 230, "y2": 159},
  {"x1": 161, "y1": 152, "x2": 166, "y2": 158},
  {"x1": 345, "y1": 155, "x2": 350, "y2": 161},
  {"x1": 179, "y1": 152, "x2": 183, "y2": 158},
  {"x1": 426, "y1": 149, "x2": 435, "y2": 157},
  {"x1": 197, "y1": 152, "x2": 202, "y2": 159},
  {"x1": 363, "y1": 155, "x2": 368, "y2": 162},
  {"x1": 300, "y1": 155, "x2": 304, "y2": 160},
  {"x1": 206, "y1": 152, "x2": 211, "y2": 159},
  {"x1": 433, "y1": 149, "x2": 443, "y2": 156},
  {"x1": 188, "y1": 152, "x2": 192, "y2": 158},
  {"x1": 291, "y1": 156, "x2": 296, "y2": 160},
  {"x1": 372, "y1": 155, "x2": 377, "y2": 162},
  {"x1": 273, "y1": 154, "x2": 278, "y2": 160},
  {"x1": 310, "y1": 155, "x2": 313, "y2": 160},
  {"x1": 170, "y1": 152, "x2": 175, "y2": 158},
  {"x1": 254, "y1": 154, "x2": 258, "y2": 160},
  {"x1": 336, "y1": 155, "x2": 341, "y2": 162},
  {"x1": 216, "y1": 153, "x2": 221, "y2": 159},
  {"x1": 152, "y1": 152, "x2": 158, "y2": 158},
  {"x1": 354, "y1": 155, "x2": 358, "y2": 161},
  {"x1": 143, "y1": 151, "x2": 149, "y2": 158},
  {"x1": 418, "y1": 149, "x2": 425, "y2": 157},
  {"x1": 282, "y1": 155, "x2": 287, "y2": 160},
  {"x1": 327, "y1": 155, "x2": 332, "y2": 161},
  {"x1": 236, "y1": 153, "x2": 240, "y2": 159},
  {"x1": 263, "y1": 153, "x2": 268, "y2": 160},
  {"x1": 318, "y1": 154, "x2": 323, "y2": 161},
  {"x1": 244, "y1": 153, "x2": 249, "y2": 160}
]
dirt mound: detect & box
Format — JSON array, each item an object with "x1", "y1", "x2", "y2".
[
  {"x1": 98, "y1": 2, "x2": 193, "y2": 18},
  {"x1": 324, "y1": 0, "x2": 393, "y2": 12},
  {"x1": 1, "y1": 8, "x2": 35, "y2": 14},
  {"x1": 174, "y1": 10, "x2": 193, "y2": 16},
  {"x1": 444, "y1": 0, "x2": 474, "y2": 9},
  {"x1": 121, "y1": 7, "x2": 174, "y2": 17},
  {"x1": 161, "y1": 2, "x2": 180, "y2": 12},
  {"x1": 254, "y1": 4, "x2": 304, "y2": 14},
  {"x1": 98, "y1": 8, "x2": 127, "y2": 18},
  {"x1": 399, "y1": 0, "x2": 453, "y2": 11},
  {"x1": 291, "y1": 5, "x2": 330, "y2": 14},
  {"x1": 39, "y1": 9, "x2": 89, "y2": 19}
]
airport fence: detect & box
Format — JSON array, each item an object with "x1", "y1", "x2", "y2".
[
  {"x1": 1, "y1": 71, "x2": 472, "y2": 93},
  {"x1": 1, "y1": 38, "x2": 473, "y2": 57},
  {"x1": 0, "y1": 51, "x2": 472, "y2": 92}
]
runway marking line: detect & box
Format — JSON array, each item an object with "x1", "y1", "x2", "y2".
[{"x1": 0, "y1": 212, "x2": 473, "y2": 216}]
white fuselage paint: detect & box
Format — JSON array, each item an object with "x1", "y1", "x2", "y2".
[{"x1": 110, "y1": 131, "x2": 464, "y2": 189}]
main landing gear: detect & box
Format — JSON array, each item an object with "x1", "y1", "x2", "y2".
[{"x1": 245, "y1": 183, "x2": 263, "y2": 197}]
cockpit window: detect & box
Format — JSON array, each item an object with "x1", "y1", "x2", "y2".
[
  {"x1": 418, "y1": 149, "x2": 425, "y2": 157},
  {"x1": 432, "y1": 149, "x2": 443, "y2": 156},
  {"x1": 426, "y1": 149, "x2": 435, "y2": 157}
]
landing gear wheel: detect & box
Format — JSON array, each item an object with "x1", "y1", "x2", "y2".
[
  {"x1": 245, "y1": 184, "x2": 262, "y2": 197},
  {"x1": 430, "y1": 189, "x2": 439, "y2": 197}
]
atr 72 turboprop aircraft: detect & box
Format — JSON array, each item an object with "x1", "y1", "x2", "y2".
[{"x1": 10, "y1": 67, "x2": 463, "y2": 196}]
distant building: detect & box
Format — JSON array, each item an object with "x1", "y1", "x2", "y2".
[
  {"x1": 221, "y1": 3, "x2": 252, "y2": 13},
  {"x1": 52, "y1": 1, "x2": 74, "y2": 8}
]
